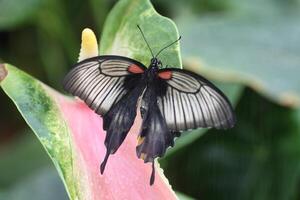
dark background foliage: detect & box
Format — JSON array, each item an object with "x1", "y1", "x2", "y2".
[{"x1": 1, "y1": 0, "x2": 300, "y2": 199}]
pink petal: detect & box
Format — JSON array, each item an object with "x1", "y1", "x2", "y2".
[{"x1": 52, "y1": 91, "x2": 177, "y2": 200}]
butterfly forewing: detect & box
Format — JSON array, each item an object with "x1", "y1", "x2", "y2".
[
  {"x1": 157, "y1": 68, "x2": 235, "y2": 131},
  {"x1": 63, "y1": 55, "x2": 146, "y2": 116}
]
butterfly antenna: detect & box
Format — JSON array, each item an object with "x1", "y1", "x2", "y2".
[
  {"x1": 137, "y1": 25, "x2": 155, "y2": 58},
  {"x1": 155, "y1": 36, "x2": 182, "y2": 58}
]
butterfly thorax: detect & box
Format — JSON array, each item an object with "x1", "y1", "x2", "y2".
[{"x1": 144, "y1": 58, "x2": 161, "y2": 82}]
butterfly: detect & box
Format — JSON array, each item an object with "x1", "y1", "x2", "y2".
[{"x1": 63, "y1": 25, "x2": 236, "y2": 185}]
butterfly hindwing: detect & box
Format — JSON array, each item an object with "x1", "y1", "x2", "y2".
[
  {"x1": 157, "y1": 68, "x2": 236, "y2": 131},
  {"x1": 63, "y1": 55, "x2": 146, "y2": 116}
]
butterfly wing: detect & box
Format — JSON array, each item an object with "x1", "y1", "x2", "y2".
[
  {"x1": 63, "y1": 55, "x2": 146, "y2": 116},
  {"x1": 157, "y1": 68, "x2": 236, "y2": 131}
]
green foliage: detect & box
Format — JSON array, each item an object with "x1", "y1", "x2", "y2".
[
  {"x1": 0, "y1": 0, "x2": 46, "y2": 29},
  {"x1": 0, "y1": 132, "x2": 50, "y2": 188},
  {"x1": 1, "y1": 64, "x2": 78, "y2": 198},
  {"x1": 176, "y1": 191, "x2": 197, "y2": 200},
  {"x1": 100, "y1": 0, "x2": 181, "y2": 67},
  {"x1": 2, "y1": 167, "x2": 68, "y2": 200},
  {"x1": 177, "y1": 0, "x2": 300, "y2": 106},
  {"x1": 0, "y1": 131, "x2": 67, "y2": 200}
]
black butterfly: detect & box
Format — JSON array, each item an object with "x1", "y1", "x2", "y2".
[{"x1": 63, "y1": 26, "x2": 236, "y2": 185}]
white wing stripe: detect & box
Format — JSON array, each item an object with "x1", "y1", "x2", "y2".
[
  {"x1": 96, "y1": 78, "x2": 123, "y2": 113},
  {"x1": 205, "y1": 89, "x2": 218, "y2": 126},
  {"x1": 167, "y1": 78, "x2": 199, "y2": 93},
  {"x1": 82, "y1": 74, "x2": 105, "y2": 101},
  {"x1": 86, "y1": 76, "x2": 111, "y2": 107},
  {"x1": 171, "y1": 89, "x2": 177, "y2": 130},
  {"x1": 199, "y1": 91, "x2": 213, "y2": 126},
  {"x1": 182, "y1": 93, "x2": 195, "y2": 128},
  {"x1": 73, "y1": 69, "x2": 99, "y2": 96},
  {"x1": 211, "y1": 92, "x2": 230, "y2": 127},
  {"x1": 167, "y1": 71, "x2": 200, "y2": 93},
  {"x1": 189, "y1": 94, "x2": 203, "y2": 127},
  {"x1": 212, "y1": 97, "x2": 225, "y2": 128},
  {"x1": 90, "y1": 78, "x2": 117, "y2": 110},
  {"x1": 69, "y1": 67, "x2": 99, "y2": 94},
  {"x1": 172, "y1": 76, "x2": 198, "y2": 90},
  {"x1": 174, "y1": 90, "x2": 185, "y2": 130},
  {"x1": 76, "y1": 69, "x2": 100, "y2": 97},
  {"x1": 209, "y1": 88, "x2": 232, "y2": 115},
  {"x1": 65, "y1": 62, "x2": 99, "y2": 89},
  {"x1": 101, "y1": 67, "x2": 130, "y2": 76},
  {"x1": 172, "y1": 72, "x2": 198, "y2": 85},
  {"x1": 204, "y1": 86, "x2": 231, "y2": 127}
]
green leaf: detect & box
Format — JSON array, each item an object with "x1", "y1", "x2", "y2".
[
  {"x1": 1, "y1": 64, "x2": 78, "y2": 198},
  {"x1": 176, "y1": 0, "x2": 300, "y2": 107},
  {"x1": 176, "y1": 191, "x2": 196, "y2": 200},
  {"x1": 0, "y1": 132, "x2": 51, "y2": 188},
  {"x1": 2, "y1": 167, "x2": 68, "y2": 200},
  {"x1": 100, "y1": 0, "x2": 182, "y2": 68},
  {"x1": 88, "y1": 0, "x2": 109, "y2": 32},
  {"x1": 0, "y1": 0, "x2": 46, "y2": 30}
]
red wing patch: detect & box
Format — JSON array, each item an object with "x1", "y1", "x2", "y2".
[
  {"x1": 158, "y1": 71, "x2": 172, "y2": 80},
  {"x1": 128, "y1": 64, "x2": 145, "y2": 74}
]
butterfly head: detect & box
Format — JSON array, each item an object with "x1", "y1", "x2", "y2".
[{"x1": 150, "y1": 58, "x2": 162, "y2": 70}]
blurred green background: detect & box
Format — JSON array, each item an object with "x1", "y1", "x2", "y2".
[{"x1": 1, "y1": 0, "x2": 300, "y2": 199}]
